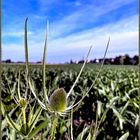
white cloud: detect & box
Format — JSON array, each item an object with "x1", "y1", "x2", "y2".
[
  {"x1": 46, "y1": 14, "x2": 138, "y2": 62},
  {"x1": 3, "y1": 31, "x2": 33, "y2": 38},
  {"x1": 2, "y1": 14, "x2": 138, "y2": 63},
  {"x1": 49, "y1": 0, "x2": 137, "y2": 38},
  {"x1": 2, "y1": 43, "x2": 44, "y2": 62}
]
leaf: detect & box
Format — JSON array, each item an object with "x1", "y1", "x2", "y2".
[
  {"x1": 120, "y1": 101, "x2": 129, "y2": 115},
  {"x1": 28, "y1": 118, "x2": 49, "y2": 139},
  {"x1": 97, "y1": 101, "x2": 102, "y2": 118},
  {"x1": 112, "y1": 108, "x2": 125, "y2": 130},
  {"x1": 1, "y1": 102, "x2": 24, "y2": 136},
  {"x1": 98, "y1": 89, "x2": 106, "y2": 95},
  {"x1": 135, "y1": 114, "x2": 139, "y2": 128},
  {"x1": 17, "y1": 70, "x2": 21, "y2": 99},
  {"x1": 27, "y1": 106, "x2": 42, "y2": 135},
  {"x1": 106, "y1": 96, "x2": 119, "y2": 108},
  {"x1": 111, "y1": 80, "x2": 115, "y2": 91},
  {"x1": 2, "y1": 119, "x2": 8, "y2": 131},
  {"x1": 11, "y1": 129, "x2": 16, "y2": 140},
  {"x1": 109, "y1": 96, "x2": 119, "y2": 105},
  {"x1": 24, "y1": 17, "x2": 29, "y2": 77},
  {"x1": 76, "y1": 126, "x2": 90, "y2": 140},
  {"x1": 28, "y1": 103, "x2": 36, "y2": 127},
  {"x1": 133, "y1": 102, "x2": 139, "y2": 108},
  {"x1": 87, "y1": 133, "x2": 92, "y2": 140},
  {"x1": 119, "y1": 132, "x2": 129, "y2": 140},
  {"x1": 28, "y1": 79, "x2": 46, "y2": 109},
  {"x1": 42, "y1": 20, "x2": 49, "y2": 105}
]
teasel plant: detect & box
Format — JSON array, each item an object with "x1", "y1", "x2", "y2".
[
  {"x1": 26, "y1": 18, "x2": 112, "y2": 140},
  {"x1": 1, "y1": 18, "x2": 49, "y2": 140},
  {"x1": 1, "y1": 17, "x2": 115, "y2": 140}
]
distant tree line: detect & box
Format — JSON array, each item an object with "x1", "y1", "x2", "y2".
[
  {"x1": 2, "y1": 54, "x2": 139, "y2": 65},
  {"x1": 70, "y1": 54, "x2": 139, "y2": 65}
]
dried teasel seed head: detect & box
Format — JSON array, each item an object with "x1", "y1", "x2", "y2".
[
  {"x1": 49, "y1": 88, "x2": 67, "y2": 112},
  {"x1": 19, "y1": 98, "x2": 27, "y2": 108}
]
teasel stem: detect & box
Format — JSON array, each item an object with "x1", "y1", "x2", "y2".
[
  {"x1": 70, "y1": 109, "x2": 74, "y2": 140},
  {"x1": 50, "y1": 113, "x2": 58, "y2": 140},
  {"x1": 22, "y1": 107, "x2": 27, "y2": 134}
]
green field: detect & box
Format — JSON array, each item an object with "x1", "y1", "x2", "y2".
[
  {"x1": 2, "y1": 63, "x2": 138, "y2": 71},
  {"x1": 1, "y1": 64, "x2": 139, "y2": 139}
]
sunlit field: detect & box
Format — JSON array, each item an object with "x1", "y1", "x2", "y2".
[{"x1": 1, "y1": 63, "x2": 138, "y2": 139}]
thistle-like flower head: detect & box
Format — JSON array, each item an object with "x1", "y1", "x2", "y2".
[
  {"x1": 49, "y1": 88, "x2": 67, "y2": 112},
  {"x1": 19, "y1": 98, "x2": 27, "y2": 108}
]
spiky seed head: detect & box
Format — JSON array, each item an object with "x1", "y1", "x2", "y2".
[
  {"x1": 49, "y1": 88, "x2": 67, "y2": 112},
  {"x1": 19, "y1": 98, "x2": 27, "y2": 108}
]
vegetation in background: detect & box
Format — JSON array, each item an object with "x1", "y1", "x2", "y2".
[
  {"x1": 1, "y1": 65, "x2": 139, "y2": 139},
  {"x1": 2, "y1": 54, "x2": 139, "y2": 65}
]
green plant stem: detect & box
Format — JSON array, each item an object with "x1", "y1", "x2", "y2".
[
  {"x1": 93, "y1": 107, "x2": 109, "y2": 140},
  {"x1": 70, "y1": 109, "x2": 74, "y2": 140},
  {"x1": 23, "y1": 136, "x2": 28, "y2": 140},
  {"x1": 50, "y1": 113, "x2": 58, "y2": 140},
  {"x1": 92, "y1": 106, "x2": 99, "y2": 139},
  {"x1": 22, "y1": 108, "x2": 27, "y2": 134}
]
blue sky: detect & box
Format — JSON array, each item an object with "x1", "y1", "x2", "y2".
[{"x1": 2, "y1": 0, "x2": 138, "y2": 63}]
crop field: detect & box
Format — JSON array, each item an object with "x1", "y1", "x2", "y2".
[{"x1": 1, "y1": 63, "x2": 139, "y2": 140}]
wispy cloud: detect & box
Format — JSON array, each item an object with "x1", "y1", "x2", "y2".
[
  {"x1": 3, "y1": 31, "x2": 33, "y2": 38},
  {"x1": 3, "y1": 14, "x2": 138, "y2": 63},
  {"x1": 48, "y1": 14, "x2": 138, "y2": 49},
  {"x1": 47, "y1": 14, "x2": 138, "y2": 62},
  {"x1": 49, "y1": 0, "x2": 137, "y2": 38}
]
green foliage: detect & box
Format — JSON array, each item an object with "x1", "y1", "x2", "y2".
[{"x1": 1, "y1": 65, "x2": 138, "y2": 139}]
